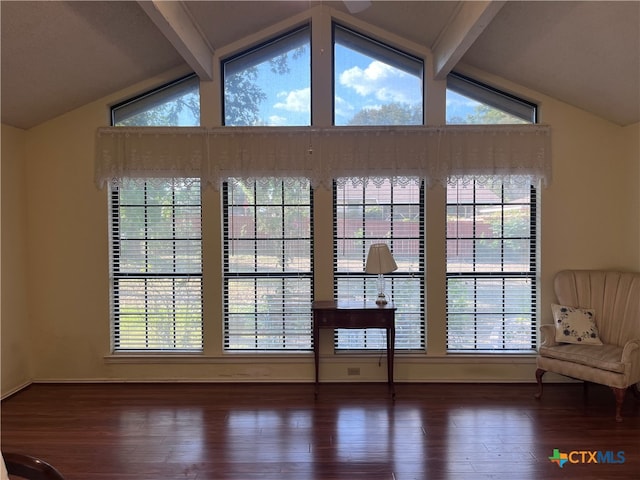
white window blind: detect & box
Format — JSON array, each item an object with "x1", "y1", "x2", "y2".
[
  {"x1": 109, "y1": 178, "x2": 203, "y2": 351},
  {"x1": 446, "y1": 178, "x2": 537, "y2": 352},
  {"x1": 334, "y1": 177, "x2": 425, "y2": 350},
  {"x1": 224, "y1": 178, "x2": 313, "y2": 350}
]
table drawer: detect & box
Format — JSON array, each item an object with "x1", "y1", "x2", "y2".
[{"x1": 315, "y1": 311, "x2": 392, "y2": 328}]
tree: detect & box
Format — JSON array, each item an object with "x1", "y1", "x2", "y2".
[
  {"x1": 448, "y1": 104, "x2": 527, "y2": 125},
  {"x1": 347, "y1": 103, "x2": 422, "y2": 125},
  {"x1": 224, "y1": 67, "x2": 268, "y2": 126},
  {"x1": 225, "y1": 47, "x2": 307, "y2": 126},
  {"x1": 117, "y1": 91, "x2": 200, "y2": 127}
]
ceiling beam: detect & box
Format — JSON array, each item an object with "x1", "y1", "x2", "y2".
[
  {"x1": 432, "y1": 1, "x2": 505, "y2": 80},
  {"x1": 138, "y1": 1, "x2": 214, "y2": 81}
]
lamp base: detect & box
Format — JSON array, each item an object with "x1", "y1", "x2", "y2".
[{"x1": 375, "y1": 293, "x2": 388, "y2": 306}]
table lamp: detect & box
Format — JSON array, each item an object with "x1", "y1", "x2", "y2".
[{"x1": 365, "y1": 243, "x2": 397, "y2": 305}]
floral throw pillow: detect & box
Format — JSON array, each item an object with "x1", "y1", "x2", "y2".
[{"x1": 551, "y1": 304, "x2": 602, "y2": 345}]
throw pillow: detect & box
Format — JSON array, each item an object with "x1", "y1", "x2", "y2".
[{"x1": 551, "y1": 303, "x2": 602, "y2": 345}]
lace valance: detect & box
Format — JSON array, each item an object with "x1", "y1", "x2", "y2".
[{"x1": 95, "y1": 125, "x2": 551, "y2": 189}]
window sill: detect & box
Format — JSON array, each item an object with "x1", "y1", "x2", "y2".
[
  {"x1": 104, "y1": 353, "x2": 313, "y2": 364},
  {"x1": 104, "y1": 351, "x2": 536, "y2": 365}
]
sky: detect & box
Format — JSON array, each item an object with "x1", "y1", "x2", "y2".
[
  {"x1": 226, "y1": 32, "x2": 484, "y2": 127},
  {"x1": 165, "y1": 34, "x2": 484, "y2": 127},
  {"x1": 249, "y1": 40, "x2": 479, "y2": 126}
]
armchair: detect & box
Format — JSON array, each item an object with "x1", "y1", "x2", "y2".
[{"x1": 535, "y1": 270, "x2": 640, "y2": 421}]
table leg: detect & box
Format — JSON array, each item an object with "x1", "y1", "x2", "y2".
[
  {"x1": 388, "y1": 326, "x2": 395, "y2": 399},
  {"x1": 314, "y1": 322, "x2": 319, "y2": 399}
]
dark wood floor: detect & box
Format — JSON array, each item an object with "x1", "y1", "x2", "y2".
[{"x1": 1, "y1": 382, "x2": 639, "y2": 480}]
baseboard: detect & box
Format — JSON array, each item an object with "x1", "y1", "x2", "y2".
[
  {"x1": 27, "y1": 377, "x2": 569, "y2": 385},
  {"x1": 1, "y1": 380, "x2": 32, "y2": 401},
  {"x1": 29, "y1": 378, "x2": 312, "y2": 384}
]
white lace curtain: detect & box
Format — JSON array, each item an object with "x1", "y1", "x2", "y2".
[{"x1": 95, "y1": 125, "x2": 551, "y2": 189}]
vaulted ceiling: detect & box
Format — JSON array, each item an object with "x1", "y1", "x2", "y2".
[{"x1": 1, "y1": 1, "x2": 638, "y2": 130}]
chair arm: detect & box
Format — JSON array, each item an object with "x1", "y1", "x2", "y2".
[
  {"x1": 621, "y1": 339, "x2": 640, "y2": 363},
  {"x1": 539, "y1": 324, "x2": 558, "y2": 347},
  {"x1": 621, "y1": 339, "x2": 640, "y2": 385}
]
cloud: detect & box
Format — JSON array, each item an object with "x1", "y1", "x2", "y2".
[
  {"x1": 333, "y1": 95, "x2": 354, "y2": 121},
  {"x1": 446, "y1": 90, "x2": 479, "y2": 108},
  {"x1": 273, "y1": 87, "x2": 310, "y2": 112},
  {"x1": 267, "y1": 115, "x2": 287, "y2": 126},
  {"x1": 339, "y1": 61, "x2": 420, "y2": 104}
]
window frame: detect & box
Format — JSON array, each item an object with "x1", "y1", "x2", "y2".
[{"x1": 109, "y1": 75, "x2": 203, "y2": 354}]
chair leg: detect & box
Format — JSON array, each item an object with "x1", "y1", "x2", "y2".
[
  {"x1": 611, "y1": 387, "x2": 627, "y2": 422},
  {"x1": 534, "y1": 368, "x2": 546, "y2": 399},
  {"x1": 583, "y1": 381, "x2": 589, "y2": 402},
  {"x1": 630, "y1": 383, "x2": 640, "y2": 401}
]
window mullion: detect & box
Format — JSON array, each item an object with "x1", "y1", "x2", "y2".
[{"x1": 144, "y1": 184, "x2": 150, "y2": 349}]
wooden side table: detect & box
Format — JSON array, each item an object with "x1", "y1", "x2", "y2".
[{"x1": 312, "y1": 300, "x2": 396, "y2": 398}]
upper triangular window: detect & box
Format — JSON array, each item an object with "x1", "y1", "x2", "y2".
[
  {"x1": 111, "y1": 74, "x2": 200, "y2": 126},
  {"x1": 223, "y1": 26, "x2": 311, "y2": 126},
  {"x1": 446, "y1": 72, "x2": 536, "y2": 124},
  {"x1": 333, "y1": 24, "x2": 423, "y2": 126}
]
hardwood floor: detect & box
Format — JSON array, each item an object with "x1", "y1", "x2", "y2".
[{"x1": 2, "y1": 382, "x2": 639, "y2": 479}]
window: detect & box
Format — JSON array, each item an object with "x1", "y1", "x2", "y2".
[
  {"x1": 446, "y1": 72, "x2": 535, "y2": 124},
  {"x1": 104, "y1": 23, "x2": 545, "y2": 362},
  {"x1": 110, "y1": 76, "x2": 202, "y2": 353},
  {"x1": 446, "y1": 181, "x2": 537, "y2": 351},
  {"x1": 112, "y1": 74, "x2": 200, "y2": 126},
  {"x1": 223, "y1": 178, "x2": 313, "y2": 350},
  {"x1": 223, "y1": 26, "x2": 310, "y2": 126},
  {"x1": 334, "y1": 24, "x2": 423, "y2": 126},
  {"x1": 446, "y1": 74, "x2": 538, "y2": 353},
  {"x1": 110, "y1": 179, "x2": 203, "y2": 351},
  {"x1": 334, "y1": 178, "x2": 425, "y2": 350}
]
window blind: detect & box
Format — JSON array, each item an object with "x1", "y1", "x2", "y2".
[
  {"x1": 334, "y1": 177, "x2": 425, "y2": 351},
  {"x1": 446, "y1": 178, "x2": 537, "y2": 352},
  {"x1": 223, "y1": 178, "x2": 313, "y2": 350},
  {"x1": 110, "y1": 178, "x2": 203, "y2": 351}
]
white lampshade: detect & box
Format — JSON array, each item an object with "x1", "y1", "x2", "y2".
[{"x1": 365, "y1": 243, "x2": 397, "y2": 274}]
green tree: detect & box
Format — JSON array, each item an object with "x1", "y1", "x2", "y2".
[
  {"x1": 448, "y1": 104, "x2": 527, "y2": 125},
  {"x1": 225, "y1": 47, "x2": 307, "y2": 126},
  {"x1": 117, "y1": 92, "x2": 200, "y2": 126},
  {"x1": 348, "y1": 102, "x2": 422, "y2": 125},
  {"x1": 224, "y1": 66, "x2": 267, "y2": 126}
]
